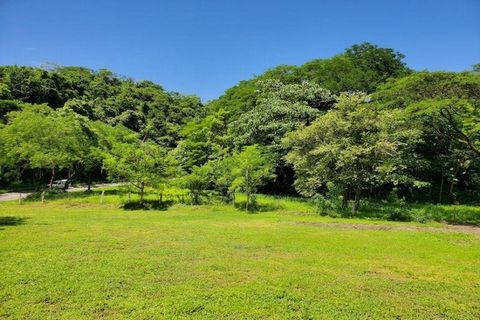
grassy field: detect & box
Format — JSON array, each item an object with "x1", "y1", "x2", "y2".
[{"x1": 0, "y1": 192, "x2": 479, "y2": 319}]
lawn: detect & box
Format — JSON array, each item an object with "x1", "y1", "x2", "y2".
[{"x1": 0, "y1": 194, "x2": 479, "y2": 319}]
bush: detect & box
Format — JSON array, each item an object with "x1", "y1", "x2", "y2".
[
  {"x1": 234, "y1": 194, "x2": 259, "y2": 211},
  {"x1": 313, "y1": 194, "x2": 337, "y2": 216},
  {"x1": 384, "y1": 189, "x2": 412, "y2": 221},
  {"x1": 410, "y1": 210, "x2": 433, "y2": 223},
  {"x1": 386, "y1": 207, "x2": 412, "y2": 222},
  {"x1": 122, "y1": 200, "x2": 174, "y2": 210},
  {"x1": 313, "y1": 183, "x2": 345, "y2": 216},
  {"x1": 414, "y1": 204, "x2": 480, "y2": 225}
]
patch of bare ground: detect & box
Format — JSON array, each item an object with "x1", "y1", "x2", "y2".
[{"x1": 291, "y1": 221, "x2": 480, "y2": 235}]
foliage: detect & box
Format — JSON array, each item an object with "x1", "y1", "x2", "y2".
[
  {"x1": 0, "y1": 43, "x2": 479, "y2": 206},
  {"x1": 0, "y1": 65, "x2": 203, "y2": 147},
  {"x1": 103, "y1": 139, "x2": 169, "y2": 202},
  {"x1": 374, "y1": 71, "x2": 480, "y2": 202},
  {"x1": 312, "y1": 182, "x2": 345, "y2": 216},
  {"x1": 206, "y1": 42, "x2": 409, "y2": 123},
  {"x1": 229, "y1": 79, "x2": 334, "y2": 149},
  {"x1": 227, "y1": 145, "x2": 276, "y2": 210},
  {"x1": 0, "y1": 104, "x2": 90, "y2": 188},
  {"x1": 283, "y1": 92, "x2": 425, "y2": 214},
  {"x1": 343, "y1": 42, "x2": 410, "y2": 91},
  {"x1": 173, "y1": 108, "x2": 229, "y2": 171},
  {"x1": 179, "y1": 164, "x2": 213, "y2": 205}
]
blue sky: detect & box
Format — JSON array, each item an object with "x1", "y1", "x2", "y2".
[{"x1": 0, "y1": 0, "x2": 478, "y2": 101}]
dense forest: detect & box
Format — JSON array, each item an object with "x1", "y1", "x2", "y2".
[{"x1": 1, "y1": 43, "x2": 479, "y2": 211}]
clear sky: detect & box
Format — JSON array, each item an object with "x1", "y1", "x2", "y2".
[{"x1": 0, "y1": 0, "x2": 479, "y2": 101}]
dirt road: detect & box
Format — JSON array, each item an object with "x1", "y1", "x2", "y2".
[{"x1": 0, "y1": 183, "x2": 122, "y2": 202}]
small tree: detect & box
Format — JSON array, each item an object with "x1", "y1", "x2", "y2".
[
  {"x1": 179, "y1": 164, "x2": 212, "y2": 205},
  {"x1": 210, "y1": 157, "x2": 236, "y2": 202},
  {"x1": 227, "y1": 145, "x2": 275, "y2": 210},
  {"x1": 283, "y1": 93, "x2": 425, "y2": 214},
  {"x1": 0, "y1": 104, "x2": 89, "y2": 189},
  {"x1": 103, "y1": 139, "x2": 167, "y2": 203}
]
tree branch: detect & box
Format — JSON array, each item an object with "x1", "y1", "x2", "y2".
[{"x1": 439, "y1": 106, "x2": 480, "y2": 157}]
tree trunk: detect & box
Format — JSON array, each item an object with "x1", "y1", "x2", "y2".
[
  {"x1": 87, "y1": 172, "x2": 92, "y2": 191},
  {"x1": 49, "y1": 166, "x2": 55, "y2": 189},
  {"x1": 140, "y1": 183, "x2": 145, "y2": 204},
  {"x1": 342, "y1": 189, "x2": 349, "y2": 209},
  {"x1": 438, "y1": 174, "x2": 444, "y2": 203},
  {"x1": 194, "y1": 192, "x2": 199, "y2": 205},
  {"x1": 449, "y1": 167, "x2": 459, "y2": 196},
  {"x1": 34, "y1": 169, "x2": 41, "y2": 191},
  {"x1": 66, "y1": 168, "x2": 71, "y2": 190},
  {"x1": 245, "y1": 167, "x2": 250, "y2": 211},
  {"x1": 352, "y1": 187, "x2": 361, "y2": 215}
]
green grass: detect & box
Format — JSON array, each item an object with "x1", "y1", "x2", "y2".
[{"x1": 1, "y1": 193, "x2": 479, "y2": 319}]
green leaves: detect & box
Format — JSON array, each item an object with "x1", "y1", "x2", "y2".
[
  {"x1": 229, "y1": 80, "x2": 334, "y2": 149},
  {"x1": 178, "y1": 163, "x2": 213, "y2": 204},
  {"x1": 373, "y1": 71, "x2": 480, "y2": 201},
  {"x1": 227, "y1": 145, "x2": 275, "y2": 196},
  {"x1": 0, "y1": 104, "x2": 89, "y2": 171},
  {"x1": 283, "y1": 93, "x2": 424, "y2": 204},
  {"x1": 407, "y1": 98, "x2": 479, "y2": 157},
  {"x1": 103, "y1": 140, "x2": 168, "y2": 190},
  {"x1": 0, "y1": 65, "x2": 203, "y2": 147}
]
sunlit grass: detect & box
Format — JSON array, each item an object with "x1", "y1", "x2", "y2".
[{"x1": 0, "y1": 192, "x2": 479, "y2": 319}]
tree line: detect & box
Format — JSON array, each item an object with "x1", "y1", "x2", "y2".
[{"x1": 0, "y1": 43, "x2": 479, "y2": 212}]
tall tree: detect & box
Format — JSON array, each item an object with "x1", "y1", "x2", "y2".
[
  {"x1": 374, "y1": 71, "x2": 480, "y2": 202},
  {"x1": 283, "y1": 93, "x2": 424, "y2": 213},
  {"x1": 343, "y1": 42, "x2": 410, "y2": 91},
  {"x1": 0, "y1": 104, "x2": 89, "y2": 188},
  {"x1": 229, "y1": 79, "x2": 334, "y2": 148}
]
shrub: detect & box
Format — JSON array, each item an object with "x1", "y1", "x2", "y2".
[
  {"x1": 384, "y1": 189, "x2": 412, "y2": 221},
  {"x1": 122, "y1": 200, "x2": 173, "y2": 211},
  {"x1": 313, "y1": 183, "x2": 346, "y2": 216},
  {"x1": 313, "y1": 194, "x2": 337, "y2": 216}
]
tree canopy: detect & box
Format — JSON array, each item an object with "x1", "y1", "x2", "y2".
[
  {"x1": 283, "y1": 93, "x2": 424, "y2": 213},
  {"x1": 1, "y1": 42, "x2": 479, "y2": 208}
]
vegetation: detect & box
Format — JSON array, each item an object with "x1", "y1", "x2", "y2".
[
  {"x1": 103, "y1": 140, "x2": 168, "y2": 203},
  {"x1": 283, "y1": 92, "x2": 425, "y2": 214},
  {"x1": 226, "y1": 145, "x2": 275, "y2": 210},
  {"x1": 0, "y1": 104, "x2": 91, "y2": 188},
  {"x1": 1, "y1": 42, "x2": 479, "y2": 218},
  {"x1": 0, "y1": 19, "x2": 478, "y2": 318}
]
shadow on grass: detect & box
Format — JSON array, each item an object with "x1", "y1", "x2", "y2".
[
  {"x1": 122, "y1": 200, "x2": 174, "y2": 211},
  {"x1": 233, "y1": 201, "x2": 281, "y2": 213},
  {"x1": 0, "y1": 216, "x2": 28, "y2": 228}
]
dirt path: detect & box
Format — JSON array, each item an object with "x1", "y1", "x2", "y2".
[
  {"x1": 292, "y1": 221, "x2": 480, "y2": 235},
  {"x1": 0, "y1": 192, "x2": 31, "y2": 202},
  {"x1": 0, "y1": 183, "x2": 122, "y2": 202}
]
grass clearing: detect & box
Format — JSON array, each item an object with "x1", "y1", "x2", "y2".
[{"x1": 0, "y1": 193, "x2": 479, "y2": 319}]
